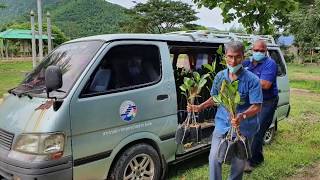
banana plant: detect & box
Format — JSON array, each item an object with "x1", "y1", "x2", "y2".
[
  {"x1": 179, "y1": 72, "x2": 210, "y2": 105},
  {"x1": 212, "y1": 80, "x2": 242, "y2": 119}
]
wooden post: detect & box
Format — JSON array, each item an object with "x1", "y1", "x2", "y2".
[
  {"x1": 5, "y1": 39, "x2": 8, "y2": 60},
  {"x1": 0, "y1": 39, "x2": 3, "y2": 60},
  {"x1": 47, "y1": 12, "x2": 52, "y2": 53},
  {"x1": 37, "y1": 0, "x2": 43, "y2": 61},
  {"x1": 31, "y1": 10, "x2": 37, "y2": 68}
]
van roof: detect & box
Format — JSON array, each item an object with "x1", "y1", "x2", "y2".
[
  {"x1": 67, "y1": 33, "x2": 231, "y2": 44},
  {"x1": 67, "y1": 31, "x2": 279, "y2": 47}
]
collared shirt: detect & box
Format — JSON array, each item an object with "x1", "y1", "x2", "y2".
[
  {"x1": 243, "y1": 57, "x2": 278, "y2": 100},
  {"x1": 211, "y1": 68, "x2": 263, "y2": 137}
]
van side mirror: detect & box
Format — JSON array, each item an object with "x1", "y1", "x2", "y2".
[{"x1": 45, "y1": 65, "x2": 62, "y2": 95}]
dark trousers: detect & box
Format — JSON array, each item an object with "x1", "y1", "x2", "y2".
[{"x1": 249, "y1": 96, "x2": 278, "y2": 166}]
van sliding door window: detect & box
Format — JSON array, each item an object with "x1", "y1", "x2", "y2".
[{"x1": 82, "y1": 45, "x2": 161, "y2": 96}]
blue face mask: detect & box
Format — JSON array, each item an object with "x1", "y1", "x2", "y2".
[
  {"x1": 227, "y1": 64, "x2": 242, "y2": 74},
  {"x1": 252, "y1": 52, "x2": 266, "y2": 61}
]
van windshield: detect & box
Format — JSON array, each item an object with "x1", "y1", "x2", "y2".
[{"x1": 12, "y1": 41, "x2": 104, "y2": 98}]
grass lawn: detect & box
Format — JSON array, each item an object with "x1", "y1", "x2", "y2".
[
  {"x1": 287, "y1": 63, "x2": 320, "y2": 93},
  {"x1": 0, "y1": 61, "x2": 320, "y2": 179},
  {"x1": 0, "y1": 61, "x2": 33, "y2": 97}
]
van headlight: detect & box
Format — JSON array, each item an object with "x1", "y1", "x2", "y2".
[{"x1": 13, "y1": 133, "x2": 65, "y2": 159}]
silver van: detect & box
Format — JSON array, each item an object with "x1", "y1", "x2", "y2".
[{"x1": 0, "y1": 31, "x2": 290, "y2": 180}]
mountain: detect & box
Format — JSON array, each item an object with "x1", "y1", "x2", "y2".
[
  {"x1": 0, "y1": 0, "x2": 128, "y2": 39},
  {"x1": 0, "y1": 0, "x2": 61, "y2": 25}
]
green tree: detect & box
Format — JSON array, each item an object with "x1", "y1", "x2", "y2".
[
  {"x1": 298, "y1": 0, "x2": 314, "y2": 6},
  {"x1": 0, "y1": 3, "x2": 6, "y2": 9},
  {"x1": 287, "y1": 0, "x2": 320, "y2": 63},
  {"x1": 182, "y1": 23, "x2": 208, "y2": 31},
  {"x1": 0, "y1": 0, "x2": 128, "y2": 38},
  {"x1": 227, "y1": 25, "x2": 246, "y2": 33},
  {"x1": 121, "y1": 0, "x2": 199, "y2": 33},
  {"x1": 193, "y1": 0, "x2": 298, "y2": 34}
]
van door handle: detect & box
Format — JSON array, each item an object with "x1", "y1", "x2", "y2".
[{"x1": 157, "y1": 94, "x2": 169, "y2": 101}]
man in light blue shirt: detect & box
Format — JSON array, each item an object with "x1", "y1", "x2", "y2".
[{"x1": 188, "y1": 41, "x2": 263, "y2": 180}]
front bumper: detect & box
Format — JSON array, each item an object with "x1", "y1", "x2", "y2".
[{"x1": 0, "y1": 151, "x2": 72, "y2": 180}]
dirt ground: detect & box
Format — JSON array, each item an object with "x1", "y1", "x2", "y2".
[
  {"x1": 286, "y1": 162, "x2": 320, "y2": 180},
  {"x1": 291, "y1": 73, "x2": 320, "y2": 81},
  {"x1": 290, "y1": 88, "x2": 320, "y2": 100}
]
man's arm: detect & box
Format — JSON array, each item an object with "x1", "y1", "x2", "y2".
[
  {"x1": 260, "y1": 79, "x2": 272, "y2": 90},
  {"x1": 187, "y1": 97, "x2": 215, "y2": 112},
  {"x1": 260, "y1": 60, "x2": 277, "y2": 90},
  {"x1": 231, "y1": 103, "x2": 261, "y2": 127},
  {"x1": 199, "y1": 97, "x2": 216, "y2": 111}
]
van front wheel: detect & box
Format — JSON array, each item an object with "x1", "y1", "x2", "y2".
[{"x1": 109, "y1": 143, "x2": 161, "y2": 180}]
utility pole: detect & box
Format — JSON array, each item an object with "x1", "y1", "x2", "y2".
[
  {"x1": 47, "y1": 12, "x2": 52, "y2": 53},
  {"x1": 30, "y1": 10, "x2": 37, "y2": 68},
  {"x1": 37, "y1": 0, "x2": 43, "y2": 61}
]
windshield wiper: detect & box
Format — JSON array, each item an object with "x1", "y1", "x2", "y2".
[
  {"x1": 10, "y1": 86, "x2": 66, "y2": 99},
  {"x1": 8, "y1": 88, "x2": 17, "y2": 96},
  {"x1": 16, "y1": 87, "x2": 46, "y2": 99},
  {"x1": 21, "y1": 83, "x2": 34, "y2": 88}
]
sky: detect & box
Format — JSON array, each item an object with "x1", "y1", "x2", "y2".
[{"x1": 106, "y1": 0, "x2": 241, "y2": 30}]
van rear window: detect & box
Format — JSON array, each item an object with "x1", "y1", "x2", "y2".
[{"x1": 268, "y1": 49, "x2": 286, "y2": 76}]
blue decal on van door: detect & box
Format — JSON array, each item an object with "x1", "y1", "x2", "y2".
[{"x1": 120, "y1": 100, "x2": 137, "y2": 122}]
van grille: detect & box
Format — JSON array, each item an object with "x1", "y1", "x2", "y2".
[{"x1": 0, "y1": 129, "x2": 14, "y2": 151}]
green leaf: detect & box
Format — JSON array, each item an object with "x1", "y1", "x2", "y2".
[
  {"x1": 217, "y1": 45, "x2": 223, "y2": 55},
  {"x1": 184, "y1": 77, "x2": 193, "y2": 88},
  {"x1": 220, "y1": 80, "x2": 227, "y2": 93},
  {"x1": 235, "y1": 92, "x2": 241, "y2": 104},
  {"x1": 232, "y1": 80, "x2": 239, "y2": 90},
  {"x1": 201, "y1": 74, "x2": 210, "y2": 80},
  {"x1": 193, "y1": 72, "x2": 201, "y2": 82},
  {"x1": 179, "y1": 84, "x2": 187, "y2": 92},
  {"x1": 212, "y1": 95, "x2": 222, "y2": 104},
  {"x1": 203, "y1": 64, "x2": 213, "y2": 72},
  {"x1": 198, "y1": 79, "x2": 207, "y2": 89}
]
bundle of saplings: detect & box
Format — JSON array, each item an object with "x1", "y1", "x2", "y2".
[
  {"x1": 213, "y1": 80, "x2": 251, "y2": 164},
  {"x1": 175, "y1": 72, "x2": 209, "y2": 144}
]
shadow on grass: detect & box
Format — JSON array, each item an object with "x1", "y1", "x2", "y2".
[{"x1": 167, "y1": 151, "x2": 210, "y2": 178}]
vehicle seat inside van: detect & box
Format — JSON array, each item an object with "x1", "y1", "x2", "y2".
[
  {"x1": 143, "y1": 61, "x2": 159, "y2": 82},
  {"x1": 89, "y1": 61, "x2": 112, "y2": 92}
]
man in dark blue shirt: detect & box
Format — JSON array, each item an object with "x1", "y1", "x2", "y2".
[{"x1": 242, "y1": 40, "x2": 279, "y2": 172}]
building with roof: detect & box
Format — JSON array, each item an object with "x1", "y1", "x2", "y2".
[{"x1": 0, "y1": 29, "x2": 53, "y2": 59}]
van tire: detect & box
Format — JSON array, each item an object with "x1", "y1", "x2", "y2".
[
  {"x1": 263, "y1": 127, "x2": 275, "y2": 145},
  {"x1": 109, "y1": 143, "x2": 161, "y2": 180}
]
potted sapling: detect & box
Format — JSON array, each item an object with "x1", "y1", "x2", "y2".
[
  {"x1": 212, "y1": 80, "x2": 251, "y2": 164},
  {"x1": 175, "y1": 71, "x2": 209, "y2": 145}
]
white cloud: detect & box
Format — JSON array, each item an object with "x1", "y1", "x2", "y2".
[{"x1": 106, "y1": 0, "x2": 240, "y2": 30}]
